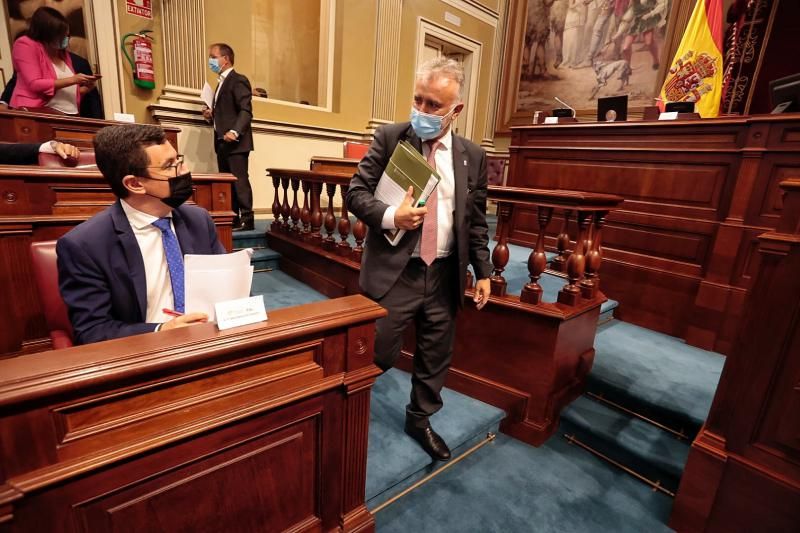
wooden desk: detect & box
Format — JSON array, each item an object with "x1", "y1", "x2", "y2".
[
  {"x1": 0, "y1": 166, "x2": 236, "y2": 356},
  {"x1": 0, "y1": 295, "x2": 385, "y2": 533},
  {"x1": 506, "y1": 114, "x2": 800, "y2": 354},
  {"x1": 0, "y1": 109, "x2": 179, "y2": 149}
]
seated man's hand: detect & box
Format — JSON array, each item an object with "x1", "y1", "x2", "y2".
[
  {"x1": 161, "y1": 312, "x2": 208, "y2": 331},
  {"x1": 54, "y1": 142, "x2": 80, "y2": 161},
  {"x1": 394, "y1": 186, "x2": 428, "y2": 230},
  {"x1": 202, "y1": 106, "x2": 213, "y2": 121}
]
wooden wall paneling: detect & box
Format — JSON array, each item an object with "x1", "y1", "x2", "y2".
[
  {"x1": 506, "y1": 115, "x2": 800, "y2": 354},
  {"x1": 0, "y1": 295, "x2": 386, "y2": 532},
  {"x1": 671, "y1": 179, "x2": 800, "y2": 532},
  {"x1": 0, "y1": 109, "x2": 180, "y2": 149}
]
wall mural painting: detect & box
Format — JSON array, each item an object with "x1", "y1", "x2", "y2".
[{"x1": 518, "y1": 0, "x2": 672, "y2": 113}]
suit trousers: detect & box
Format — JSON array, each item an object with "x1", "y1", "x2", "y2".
[
  {"x1": 374, "y1": 255, "x2": 459, "y2": 428},
  {"x1": 216, "y1": 144, "x2": 253, "y2": 219}
]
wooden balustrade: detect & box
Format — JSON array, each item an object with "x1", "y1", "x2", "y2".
[
  {"x1": 487, "y1": 186, "x2": 623, "y2": 308},
  {"x1": 267, "y1": 168, "x2": 365, "y2": 265}
]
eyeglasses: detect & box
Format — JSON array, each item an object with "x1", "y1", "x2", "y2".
[{"x1": 146, "y1": 154, "x2": 185, "y2": 179}]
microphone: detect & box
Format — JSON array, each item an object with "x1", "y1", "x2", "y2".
[{"x1": 554, "y1": 97, "x2": 576, "y2": 117}]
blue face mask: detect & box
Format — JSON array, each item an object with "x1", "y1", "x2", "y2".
[
  {"x1": 208, "y1": 57, "x2": 221, "y2": 74},
  {"x1": 410, "y1": 106, "x2": 455, "y2": 141},
  {"x1": 57, "y1": 36, "x2": 69, "y2": 50}
]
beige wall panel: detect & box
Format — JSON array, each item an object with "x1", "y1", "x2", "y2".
[
  {"x1": 204, "y1": 0, "x2": 376, "y2": 132},
  {"x1": 396, "y1": 0, "x2": 498, "y2": 144},
  {"x1": 176, "y1": 124, "x2": 342, "y2": 215}
]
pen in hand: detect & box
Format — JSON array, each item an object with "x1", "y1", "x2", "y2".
[{"x1": 162, "y1": 308, "x2": 184, "y2": 317}]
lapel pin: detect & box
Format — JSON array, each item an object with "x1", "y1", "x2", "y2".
[{"x1": 463, "y1": 159, "x2": 468, "y2": 166}]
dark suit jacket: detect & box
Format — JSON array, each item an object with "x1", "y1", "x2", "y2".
[
  {"x1": 346, "y1": 122, "x2": 493, "y2": 305},
  {"x1": 1, "y1": 52, "x2": 104, "y2": 119},
  {"x1": 57, "y1": 201, "x2": 226, "y2": 345},
  {"x1": 212, "y1": 69, "x2": 254, "y2": 154},
  {"x1": 0, "y1": 142, "x2": 42, "y2": 165}
]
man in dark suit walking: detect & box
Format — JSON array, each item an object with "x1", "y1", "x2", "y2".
[
  {"x1": 202, "y1": 43, "x2": 254, "y2": 231},
  {"x1": 346, "y1": 57, "x2": 493, "y2": 461},
  {"x1": 57, "y1": 124, "x2": 225, "y2": 345}
]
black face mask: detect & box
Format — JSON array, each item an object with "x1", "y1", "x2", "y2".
[{"x1": 147, "y1": 172, "x2": 193, "y2": 208}]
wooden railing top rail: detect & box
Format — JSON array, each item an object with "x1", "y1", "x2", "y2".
[
  {"x1": 0, "y1": 165, "x2": 236, "y2": 183},
  {"x1": 488, "y1": 185, "x2": 624, "y2": 210},
  {"x1": 267, "y1": 167, "x2": 352, "y2": 187},
  {"x1": 309, "y1": 156, "x2": 361, "y2": 165},
  {"x1": 0, "y1": 295, "x2": 385, "y2": 407},
  {"x1": 0, "y1": 108, "x2": 181, "y2": 133}
]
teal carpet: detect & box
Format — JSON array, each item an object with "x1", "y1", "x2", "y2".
[
  {"x1": 590, "y1": 320, "x2": 724, "y2": 434},
  {"x1": 250, "y1": 270, "x2": 327, "y2": 310},
  {"x1": 367, "y1": 369, "x2": 505, "y2": 509},
  {"x1": 374, "y1": 432, "x2": 674, "y2": 533}
]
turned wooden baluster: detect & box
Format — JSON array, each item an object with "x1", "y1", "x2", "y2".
[
  {"x1": 280, "y1": 176, "x2": 291, "y2": 230},
  {"x1": 521, "y1": 206, "x2": 554, "y2": 305},
  {"x1": 558, "y1": 211, "x2": 591, "y2": 306},
  {"x1": 581, "y1": 211, "x2": 606, "y2": 299},
  {"x1": 271, "y1": 174, "x2": 282, "y2": 231},
  {"x1": 551, "y1": 209, "x2": 572, "y2": 272},
  {"x1": 352, "y1": 218, "x2": 366, "y2": 263},
  {"x1": 323, "y1": 183, "x2": 337, "y2": 250},
  {"x1": 490, "y1": 202, "x2": 512, "y2": 296},
  {"x1": 310, "y1": 182, "x2": 323, "y2": 246},
  {"x1": 337, "y1": 184, "x2": 352, "y2": 256},
  {"x1": 290, "y1": 177, "x2": 301, "y2": 234},
  {"x1": 300, "y1": 181, "x2": 311, "y2": 240}
]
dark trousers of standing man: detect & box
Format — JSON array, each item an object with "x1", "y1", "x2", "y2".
[
  {"x1": 374, "y1": 255, "x2": 459, "y2": 429},
  {"x1": 216, "y1": 142, "x2": 253, "y2": 225}
]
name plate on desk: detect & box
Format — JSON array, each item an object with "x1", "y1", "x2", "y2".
[
  {"x1": 659, "y1": 111, "x2": 679, "y2": 121},
  {"x1": 544, "y1": 116, "x2": 559, "y2": 124},
  {"x1": 215, "y1": 295, "x2": 268, "y2": 330}
]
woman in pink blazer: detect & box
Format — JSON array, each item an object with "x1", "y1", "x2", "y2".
[{"x1": 10, "y1": 7, "x2": 96, "y2": 114}]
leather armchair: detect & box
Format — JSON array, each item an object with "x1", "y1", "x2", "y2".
[{"x1": 30, "y1": 241, "x2": 74, "y2": 349}]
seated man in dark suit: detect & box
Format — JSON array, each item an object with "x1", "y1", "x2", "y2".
[
  {"x1": 57, "y1": 124, "x2": 225, "y2": 345},
  {"x1": 0, "y1": 140, "x2": 80, "y2": 165}
]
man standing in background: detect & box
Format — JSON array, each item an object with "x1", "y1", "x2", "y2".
[{"x1": 203, "y1": 43, "x2": 254, "y2": 231}]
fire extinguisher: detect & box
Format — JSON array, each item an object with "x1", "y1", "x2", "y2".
[{"x1": 121, "y1": 30, "x2": 155, "y2": 90}]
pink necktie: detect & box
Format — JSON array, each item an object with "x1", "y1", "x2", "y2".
[{"x1": 420, "y1": 140, "x2": 440, "y2": 266}]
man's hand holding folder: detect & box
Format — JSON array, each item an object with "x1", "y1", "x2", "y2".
[
  {"x1": 394, "y1": 186, "x2": 428, "y2": 230},
  {"x1": 375, "y1": 141, "x2": 440, "y2": 245}
]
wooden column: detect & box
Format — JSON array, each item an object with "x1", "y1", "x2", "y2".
[
  {"x1": 324, "y1": 183, "x2": 337, "y2": 250},
  {"x1": 551, "y1": 209, "x2": 572, "y2": 273},
  {"x1": 337, "y1": 185, "x2": 352, "y2": 256},
  {"x1": 558, "y1": 211, "x2": 590, "y2": 306},
  {"x1": 490, "y1": 203, "x2": 512, "y2": 296},
  {"x1": 521, "y1": 206, "x2": 553, "y2": 305},
  {"x1": 271, "y1": 174, "x2": 282, "y2": 231}
]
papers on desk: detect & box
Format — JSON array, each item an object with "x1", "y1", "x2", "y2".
[
  {"x1": 184, "y1": 249, "x2": 253, "y2": 321},
  {"x1": 201, "y1": 82, "x2": 215, "y2": 109},
  {"x1": 376, "y1": 140, "x2": 440, "y2": 246}
]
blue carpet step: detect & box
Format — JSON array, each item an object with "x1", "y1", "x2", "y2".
[
  {"x1": 589, "y1": 319, "x2": 725, "y2": 438},
  {"x1": 250, "y1": 270, "x2": 328, "y2": 310},
  {"x1": 250, "y1": 248, "x2": 280, "y2": 272},
  {"x1": 232, "y1": 219, "x2": 270, "y2": 249},
  {"x1": 374, "y1": 432, "x2": 673, "y2": 533},
  {"x1": 560, "y1": 395, "x2": 690, "y2": 494},
  {"x1": 366, "y1": 368, "x2": 505, "y2": 511}
]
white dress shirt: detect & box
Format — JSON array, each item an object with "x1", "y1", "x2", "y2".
[
  {"x1": 213, "y1": 67, "x2": 239, "y2": 139},
  {"x1": 120, "y1": 200, "x2": 180, "y2": 324},
  {"x1": 382, "y1": 129, "x2": 456, "y2": 258}
]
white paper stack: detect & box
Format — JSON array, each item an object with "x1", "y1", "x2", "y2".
[{"x1": 184, "y1": 249, "x2": 254, "y2": 321}]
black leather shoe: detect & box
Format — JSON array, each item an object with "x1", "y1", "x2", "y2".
[
  {"x1": 404, "y1": 423, "x2": 451, "y2": 461},
  {"x1": 232, "y1": 222, "x2": 255, "y2": 232}
]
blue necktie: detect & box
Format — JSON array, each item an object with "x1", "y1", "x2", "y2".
[{"x1": 152, "y1": 217, "x2": 185, "y2": 313}]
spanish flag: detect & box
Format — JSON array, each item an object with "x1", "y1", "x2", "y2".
[{"x1": 659, "y1": 0, "x2": 724, "y2": 117}]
